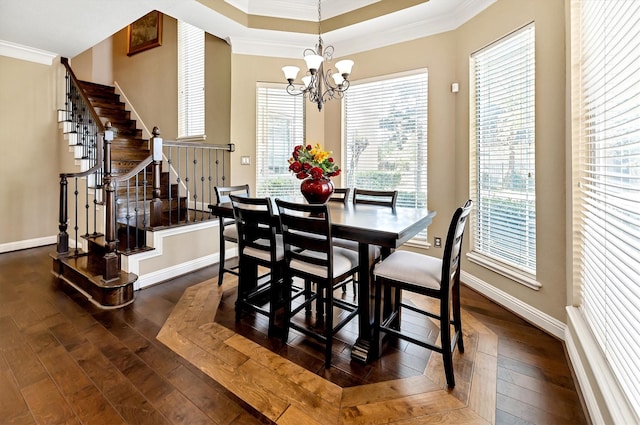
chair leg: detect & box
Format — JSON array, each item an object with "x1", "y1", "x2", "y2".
[
  {"x1": 304, "y1": 279, "x2": 312, "y2": 316},
  {"x1": 440, "y1": 300, "x2": 455, "y2": 389},
  {"x1": 218, "y1": 237, "x2": 226, "y2": 286},
  {"x1": 282, "y1": 275, "x2": 292, "y2": 343},
  {"x1": 452, "y1": 280, "x2": 464, "y2": 353},
  {"x1": 324, "y1": 284, "x2": 333, "y2": 367},
  {"x1": 372, "y1": 277, "x2": 383, "y2": 359},
  {"x1": 267, "y1": 268, "x2": 281, "y2": 339},
  {"x1": 317, "y1": 283, "x2": 325, "y2": 327}
]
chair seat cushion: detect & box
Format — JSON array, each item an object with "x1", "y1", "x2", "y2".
[
  {"x1": 243, "y1": 235, "x2": 284, "y2": 262},
  {"x1": 332, "y1": 237, "x2": 381, "y2": 259},
  {"x1": 373, "y1": 250, "x2": 442, "y2": 290},
  {"x1": 290, "y1": 246, "x2": 358, "y2": 279},
  {"x1": 223, "y1": 225, "x2": 238, "y2": 242}
]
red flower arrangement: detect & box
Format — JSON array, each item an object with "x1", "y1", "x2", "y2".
[{"x1": 288, "y1": 143, "x2": 341, "y2": 180}]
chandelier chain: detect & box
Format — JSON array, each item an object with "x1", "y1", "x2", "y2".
[{"x1": 317, "y1": 0, "x2": 323, "y2": 43}]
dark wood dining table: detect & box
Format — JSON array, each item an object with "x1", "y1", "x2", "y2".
[{"x1": 210, "y1": 198, "x2": 436, "y2": 363}]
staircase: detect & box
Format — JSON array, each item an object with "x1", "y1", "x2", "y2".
[{"x1": 52, "y1": 58, "x2": 229, "y2": 309}]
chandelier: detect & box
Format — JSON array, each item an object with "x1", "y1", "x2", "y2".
[{"x1": 281, "y1": 0, "x2": 354, "y2": 111}]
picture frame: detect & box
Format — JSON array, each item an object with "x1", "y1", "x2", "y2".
[{"x1": 127, "y1": 11, "x2": 163, "y2": 56}]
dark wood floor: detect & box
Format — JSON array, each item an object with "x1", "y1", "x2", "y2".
[{"x1": 0, "y1": 245, "x2": 588, "y2": 424}]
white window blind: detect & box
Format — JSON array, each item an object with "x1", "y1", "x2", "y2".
[
  {"x1": 572, "y1": 0, "x2": 640, "y2": 417},
  {"x1": 470, "y1": 24, "x2": 536, "y2": 276},
  {"x1": 344, "y1": 71, "x2": 428, "y2": 227},
  {"x1": 256, "y1": 84, "x2": 305, "y2": 197},
  {"x1": 178, "y1": 22, "x2": 204, "y2": 138}
]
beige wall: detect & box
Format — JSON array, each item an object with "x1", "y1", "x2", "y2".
[
  {"x1": 456, "y1": 0, "x2": 567, "y2": 321},
  {"x1": 230, "y1": 0, "x2": 567, "y2": 322},
  {"x1": 112, "y1": 14, "x2": 179, "y2": 139},
  {"x1": 0, "y1": 56, "x2": 61, "y2": 246}
]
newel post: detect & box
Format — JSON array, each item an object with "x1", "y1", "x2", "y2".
[
  {"x1": 150, "y1": 126, "x2": 163, "y2": 227},
  {"x1": 102, "y1": 123, "x2": 120, "y2": 281}
]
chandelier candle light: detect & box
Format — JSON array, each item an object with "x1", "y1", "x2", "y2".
[
  {"x1": 289, "y1": 143, "x2": 341, "y2": 204},
  {"x1": 282, "y1": 0, "x2": 354, "y2": 111}
]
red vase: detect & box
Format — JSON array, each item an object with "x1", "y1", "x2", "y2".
[{"x1": 300, "y1": 177, "x2": 334, "y2": 204}]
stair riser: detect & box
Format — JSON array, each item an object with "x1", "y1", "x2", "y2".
[{"x1": 52, "y1": 255, "x2": 135, "y2": 308}]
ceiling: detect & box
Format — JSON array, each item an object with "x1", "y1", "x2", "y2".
[{"x1": 0, "y1": 0, "x2": 495, "y2": 64}]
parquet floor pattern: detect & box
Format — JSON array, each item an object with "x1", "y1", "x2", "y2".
[{"x1": 157, "y1": 273, "x2": 499, "y2": 424}]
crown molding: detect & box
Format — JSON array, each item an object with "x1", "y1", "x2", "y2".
[
  {"x1": 224, "y1": 0, "x2": 380, "y2": 20},
  {"x1": 0, "y1": 40, "x2": 57, "y2": 65},
  {"x1": 227, "y1": 0, "x2": 496, "y2": 58}
]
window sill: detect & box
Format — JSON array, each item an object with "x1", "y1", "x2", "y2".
[
  {"x1": 466, "y1": 252, "x2": 541, "y2": 290},
  {"x1": 403, "y1": 239, "x2": 431, "y2": 249}
]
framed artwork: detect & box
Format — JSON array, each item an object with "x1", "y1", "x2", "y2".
[{"x1": 127, "y1": 11, "x2": 163, "y2": 56}]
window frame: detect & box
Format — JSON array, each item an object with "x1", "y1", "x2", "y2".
[{"x1": 468, "y1": 23, "x2": 539, "y2": 289}]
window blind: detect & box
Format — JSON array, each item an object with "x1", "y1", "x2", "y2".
[
  {"x1": 470, "y1": 24, "x2": 536, "y2": 275},
  {"x1": 256, "y1": 84, "x2": 305, "y2": 198},
  {"x1": 344, "y1": 71, "x2": 428, "y2": 237},
  {"x1": 178, "y1": 22, "x2": 204, "y2": 138},
  {"x1": 572, "y1": 0, "x2": 640, "y2": 417}
]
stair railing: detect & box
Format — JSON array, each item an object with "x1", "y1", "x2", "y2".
[
  {"x1": 109, "y1": 127, "x2": 235, "y2": 254},
  {"x1": 56, "y1": 135, "x2": 104, "y2": 256},
  {"x1": 60, "y1": 57, "x2": 104, "y2": 187},
  {"x1": 153, "y1": 128, "x2": 235, "y2": 227},
  {"x1": 57, "y1": 57, "x2": 235, "y2": 281},
  {"x1": 151, "y1": 128, "x2": 236, "y2": 227},
  {"x1": 56, "y1": 57, "x2": 106, "y2": 257}
]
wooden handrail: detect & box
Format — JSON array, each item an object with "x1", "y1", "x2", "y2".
[
  {"x1": 60, "y1": 137, "x2": 104, "y2": 180},
  {"x1": 112, "y1": 156, "x2": 154, "y2": 182},
  {"x1": 60, "y1": 57, "x2": 105, "y2": 134},
  {"x1": 163, "y1": 140, "x2": 235, "y2": 152}
]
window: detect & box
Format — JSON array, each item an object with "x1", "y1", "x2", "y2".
[
  {"x1": 572, "y1": 0, "x2": 640, "y2": 417},
  {"x1": 256, "y1": 83, "x2": 305, "y2": 197},
  {"x1": 469, "y1": 24, "x2": 537, "y2": 284},
  {"x1": 343, "y1": 71, "x2": 428, "y2": 237},
  {"x1": 178, "y1": 21, "x2": 204, "y2": 139}
]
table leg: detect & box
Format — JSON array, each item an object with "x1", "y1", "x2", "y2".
[{"x1": 351, "y1": 242, "x2": 374, "y2": 363}]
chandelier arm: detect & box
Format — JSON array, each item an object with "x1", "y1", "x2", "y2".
[
  {"x1": 322, "y1": 45, "x2": 334, "y2": 62},
  {"x1": 285, "y1": 84, "x2": 305, "y2": 96},
  {"x1": 281, "y1": 0, "x2": 353, "y2": 112}
]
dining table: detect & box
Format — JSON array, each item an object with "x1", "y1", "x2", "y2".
[{"x1": 209, "y1": 197, "x2": 436, "y2": 363}]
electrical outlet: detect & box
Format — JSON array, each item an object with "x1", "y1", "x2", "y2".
[
  {"x1": 434, "y1": 237, "x2": 442, "y2": 247},
  {"x1": 240, "y1": 156, "x2": 251, "y2": 165}
]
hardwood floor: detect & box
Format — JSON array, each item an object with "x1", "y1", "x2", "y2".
[{"x1": 0, "y1": 245, "x2": 588, "y2": 424}]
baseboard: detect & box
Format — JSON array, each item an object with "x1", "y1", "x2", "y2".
[
  {"x1": 121, "y1": 221, "x2": 233, "y2": 290},
  {"x1": 0, "y1": 235, "x2": 57, "y2": 254},
  {"x1": 133, "y1": 253, "x2": 220, "y2": 290},
  {"x1": 461, "y1": 271, "x2": 566, "y2": 340}
]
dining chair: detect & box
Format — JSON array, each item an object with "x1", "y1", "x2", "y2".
[
  {"x1": 353, "y1": 188, "x2": 398, "y2": 208},
  {"x1": 275, "y1": 199, "x2": 359, "y2": 367},
  {"x1": 328, "y1": 187, "x2": 351, "y2": 205},
  {"x1": 230, "y1": 194, "x2": 285, "y2": 337},
  {"x1": 214, "y1": 184, "x2": 250, "y2": 286},
  {"x1": 372, "y1": 199, "x2": 472, "y2": 389}
]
